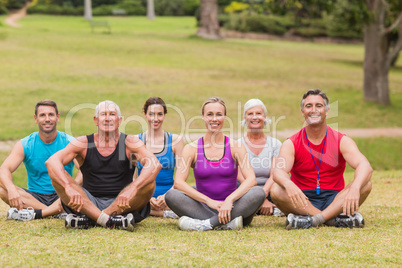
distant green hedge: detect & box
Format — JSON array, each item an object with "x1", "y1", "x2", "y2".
[
  {"x1": 220, "y1": 13, "x2": 362, "y2": 39},
  {"x1": 26, "y1": 0, "x2": 199, "y2": 16}
]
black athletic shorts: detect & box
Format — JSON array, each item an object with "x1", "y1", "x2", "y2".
[
  {"x1": 62, "y1": 187, "x2": 150, "y2": 223},
  {"x1": 23, "y1": 189, "x2": 59, "y2": 206},
  {"x1": 302, "y1": 189, "x2": 340, "y2": 211}
]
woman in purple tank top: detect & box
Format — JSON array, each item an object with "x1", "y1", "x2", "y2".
[{"x1": 165, "y1": 97, "x2": 265, "y2": 231}]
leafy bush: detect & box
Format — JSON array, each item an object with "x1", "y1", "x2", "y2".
[
  {"x1": 245, "y1": 15, "x2": 287, "y2": 35},
  {"x1": 224, "y1": 1, "x2": 249, "y2": 14},
  {"x1": 155, "y1": 0, "x2": 199, "y2": 16},
  {"x1": 182, "y1": 0, "x2": 199, "y2": 16},
  {"x1": 324, "y1": 0, "x2": 364, "y2": 39},
  {"x1": 0, "y1": 2, "x2": 8, "y2": 14},
  {"x1": 5, "y1": 0, "x2": 26, "y2": 10},
  {"x1": 92, "y1": 4, "x2": 114, "y2": 16},
  {"x1": 27, "y1": 4, "x2": 82, "y2": 15},
  {"x1": 117, "y1": 0, "x2": 145, "y2": 15}
]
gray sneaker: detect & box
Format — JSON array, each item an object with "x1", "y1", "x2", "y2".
[
  {"x1": 178, "y1": 216, "x2": 213, "y2": 231},
  {"x1": 273, "y1": 207, "x2": 285, "y2": 217},
  {"x1": 106, "y1": 213, "x2": 135, "y2": 232},
  {"x1": 216, "y1": 216, "x2": 243, "y2": 230},
  {"x1": 285, "y1": 213, "x2": 313, "y2": 230},
  {"x1": 52, "y1": 212, "x2": 68, "y2": 219},
  {"x1": 334, "y1": 212, "x2": 365, "y2": 228},
  {"x1": 163, "y1": 210, "x2": 179, "y2": 219},
  {"x1": 7, "y1": 207, "x2": 35, "y2": 221},
  {"x1": 65, "y1": 214, "x2": 96, "y2": 229}
]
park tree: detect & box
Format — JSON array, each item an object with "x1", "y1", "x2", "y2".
[
  {"x1": 197, "y1": 0, "x2": 221, "y2": 39},
  {"x1": 84, "y1": 0, "x2": 92, "y2": 20},
  {"x1": 363, "y1": 0, "x2": 402, "y2": 105},
  {"x1": 147, "y1": 0, "x2": 155, "y2": 20}
]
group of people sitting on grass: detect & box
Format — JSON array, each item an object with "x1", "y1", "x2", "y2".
[{"x1": 0, "y1": 89, "x2": 372, "y2": 232}]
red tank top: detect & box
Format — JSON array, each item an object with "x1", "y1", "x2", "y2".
[{"x1": 289, "y1": 127, "x2": 346, "y2": 191}]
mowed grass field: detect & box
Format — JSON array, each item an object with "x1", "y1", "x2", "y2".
[{"x1": 0, "y1": 15, "x2": 401, "y2": 267}]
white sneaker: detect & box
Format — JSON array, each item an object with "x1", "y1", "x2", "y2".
[
  {"x1": 216, "y1": 216, "x2": 243, "y2": 230},
  {"x1": 163, "y1": 210, "x2": 179, "y2": 219},
  {"x1": 7, "y1": 207, "x2": 35, "y2": 221},
  {"x1": 273, "y1": 207, "x2": 285, "y2": 217},
  {"x1": 178, "y1": 216, "x2": 212, "y2": 231}
]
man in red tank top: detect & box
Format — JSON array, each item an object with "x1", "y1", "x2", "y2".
[{"x1": 271, "y1": 89, "x2": 372, "y2": 229}]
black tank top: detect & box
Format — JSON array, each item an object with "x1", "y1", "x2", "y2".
[{"x1": 81, "y1": 133, "x2": 135, "y2": 197}]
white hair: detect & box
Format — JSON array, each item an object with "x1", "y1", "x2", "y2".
[
  {"x1": 94, "y1": 100, "x2": 121, "y2": 118},
  {"x1": 241, "y1": 98, "x2": 271, "y2": 127}
]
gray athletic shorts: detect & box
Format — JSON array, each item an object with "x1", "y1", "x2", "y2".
[
  {"x1": 62, "y1": 187, "x2": 150, "y2": 223},
  {"x1": 23, "y1": 189, "x2": 59, "y2": 206}
]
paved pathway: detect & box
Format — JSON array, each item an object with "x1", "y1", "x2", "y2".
[{"x1": 0, "y1": 128, "x2": 401, "y2": 152}]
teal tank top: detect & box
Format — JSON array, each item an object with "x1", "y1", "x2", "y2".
[
  {"x1": 21, "y1": 131, "x2": 74, "y2": 194},
  {"x1": 137, "y1": 132, "x2": 175, "y2": 198}
]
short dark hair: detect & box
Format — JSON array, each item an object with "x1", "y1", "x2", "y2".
[
  {"x1": 300, "y1": 89, "x2": 329, "y2": 111},
  {"x1": 35, "y1": 100, "x2": 58, "y2": 115},
  {"x1": 143, "y1": 97, "x2": 167, "y2": 114}
]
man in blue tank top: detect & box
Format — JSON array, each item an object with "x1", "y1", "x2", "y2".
[
  {"x1": 0, "y1": 100, "x2": 76, "y2": 221},
  {"x1": 46, "y1": 100, "x2": 161, "y2": 232}
]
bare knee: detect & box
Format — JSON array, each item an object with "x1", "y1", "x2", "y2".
[{"x1": 270, "y1": 183, "x2": 285, "y2": 203}]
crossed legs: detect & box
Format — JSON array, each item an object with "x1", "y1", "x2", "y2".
[
  {"x1": 270, "y1": 180, "x2": 372, "y2": 223},
  {"x1": 165, "y1": 186, "x2": 265, "y2": 228},
  {"x1": 0, "y1": 185, "x2": 63, "y2": 218}
]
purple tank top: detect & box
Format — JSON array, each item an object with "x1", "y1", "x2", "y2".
[{"x1": 194, "y1": 136, "x2": 238, "y2": 201}]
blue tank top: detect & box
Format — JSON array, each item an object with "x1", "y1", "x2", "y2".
[
  {"x1": 137, "y1": 132, "x2": 175, "y2": 198},
  {"x1": 194, "y1": 136, "x2": 238, "y2": 201},
  {"x1": 21, "y1": 131, "x2": 74, "y2": 194}
]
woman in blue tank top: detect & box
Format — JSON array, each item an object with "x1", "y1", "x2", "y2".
[
  {"x1": 136, "y1": 97, "x2": 184, "y2": 218},
  {"x1": 165, "y1": 97, "x2": 265, "y2": 231}
]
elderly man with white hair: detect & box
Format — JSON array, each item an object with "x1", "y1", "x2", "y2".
[
  {"x1": 237, "y1": 99, "x2": 283, "y2": 216},
  {"x1": 46, "y1": 100, "x2": 161, "y2": 231}
]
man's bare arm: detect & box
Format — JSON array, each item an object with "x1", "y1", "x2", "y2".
[
  {"x1": 273, "y1": 139, "x2": 308, "y2": 209},
  {"x1": 340, "y1": 136, "x2": 373, "y2": 215},
  {"x1": 0, "y1": 141, "x2": 25, "y2": 209}
]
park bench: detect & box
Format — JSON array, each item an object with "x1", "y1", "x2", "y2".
[
  {"x1": 112, "y1": 9, "x2": 126, "y2": 16},
  {"x1": 89, "y1": 20, "x2": 111, "y2": 34}
]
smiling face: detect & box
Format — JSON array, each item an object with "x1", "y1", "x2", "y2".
[
  {"x1": 145, "y1": 104, "x2": 165, "y2": 131},
  {"x1": 94, "y1": 103, "x2": 121, "y2": 133},
  {"x1": 34, "y1": 105, "x2": 59, "y2": 134},
  {"x1": 202, "y1": 102, "x2": 226, "y2": 132},
  {"x1": 301, "y1": 95, "x2": 328, "y2": 126},
  {"x1": 245, "y1": 106, "x2": 266, "y2": 130}
]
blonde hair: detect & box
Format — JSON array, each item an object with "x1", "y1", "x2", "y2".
[
  {"x1": 201, "y1": 96, "x2": 226, "y2": 115},
  {"x1": 241, "y1": 98, "x2": 271, "y2": 127}
]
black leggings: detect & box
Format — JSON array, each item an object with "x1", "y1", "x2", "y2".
[{"x1": 165, "y1": 186, "x2": 265, "y2": 228}]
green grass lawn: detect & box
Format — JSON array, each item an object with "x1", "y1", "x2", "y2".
[
  {"x1": 0, "y1": 15, "x2": 401, "y2": 267},
  {"x1": 0, "y1": 170, "x2": 400, "y2": 267},
  {"x1": 0, "y1": 15, "x2": 401, "y2": 140}
]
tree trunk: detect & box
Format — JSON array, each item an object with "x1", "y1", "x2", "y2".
[
  {"x1": 363, "y1": 0, "x2": 391, "y2": 105},
  {"x1": 147, "y1": 0, "x2": 155, "y2": 20},
  {"x1": 197, "y1": 0, "x2": 221, "y2": 40},
  {"x1": 84, "y1": 0, "x2": 92, "y2": 20}
]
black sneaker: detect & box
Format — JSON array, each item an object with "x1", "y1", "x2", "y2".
[
  {"x1": 334, "y1": 212, "x2": 365, "y2": 228},
  {"x1": 65, "y1": 214, "x2": 96, "y2": 229},
  {"x1": 106, "y1": 212, "x2": 135, "y2": 232},
  {"x1": 285, "y1": 213, "x2": 313, "y2": 230}
]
